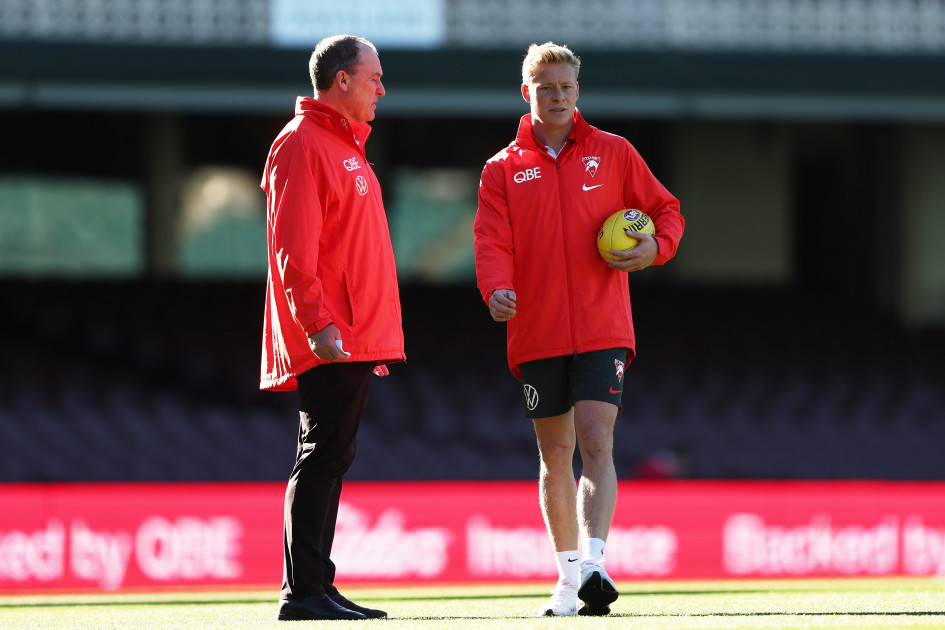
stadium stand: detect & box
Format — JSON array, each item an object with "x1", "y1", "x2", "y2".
[
  {"x1": 1, "y1": 280, "x2": 943, "y2": 482},
  {"x1": 3, "y1": 0, "x2": 945, "y2": 488}
]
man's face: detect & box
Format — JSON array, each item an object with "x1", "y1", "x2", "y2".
[
  {"x1": 341, "y1": 45, "x2": 385, "y2": 123},
  {"x1": 523, "y1": 63, "x2": 579, "y2": 129}
]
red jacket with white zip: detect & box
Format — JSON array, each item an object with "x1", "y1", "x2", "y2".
[
  {"x1": 474, "y1": 110, "x2": 684, "y2": 379},
  {"x1": 260, "y1": 97, "x2": 405, "y2": 391}
]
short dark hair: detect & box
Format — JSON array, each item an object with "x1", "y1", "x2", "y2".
[{"x1": 309, "y1": 34, "x2": 378, "y2": 92}]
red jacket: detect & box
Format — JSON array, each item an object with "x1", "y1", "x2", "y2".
[
  {"x1": 260, "y1": 97, "x2": 405, "y2": 391},
  {"x1": 474, "y1": 110, "x2": 684, "y2": 378}
]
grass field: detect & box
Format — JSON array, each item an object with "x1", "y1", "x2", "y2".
[{"x1": 1, "y1": 578, "x2": 944, "y2": 629}]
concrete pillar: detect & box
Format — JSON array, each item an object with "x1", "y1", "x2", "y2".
[
  {"x1": 145, "y1": 113, "x2": 184, "y2": 276},
  {"x1": 899, "y1": 125, "x2": 945, "y2": 326}
]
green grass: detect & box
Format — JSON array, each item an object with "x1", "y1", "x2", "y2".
[{"x1": 1, "y1": 578, "x2": 944, "y2": 629}]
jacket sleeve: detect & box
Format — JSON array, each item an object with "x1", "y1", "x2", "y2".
[
  {"x1": 268, "y1": 132, "x2": 335, "y2": 336},
  {"x1": 622, "y1": 143, "x2": 685, "y2": 266},
  {"x1": 474, "y1": 162, "x2": 516, "y2": 304}
]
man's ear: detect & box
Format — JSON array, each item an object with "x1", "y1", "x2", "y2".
[
  {"x1": 336, "y1": 71, "x2": 349, "y2": 91},
  {"x1": 521, "y1": 84, "x2": 530, "y2": 103}
]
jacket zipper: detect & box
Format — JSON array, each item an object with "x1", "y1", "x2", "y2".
[{"x1": 553, "y1": 154, "x2": 580, "y2": 359}]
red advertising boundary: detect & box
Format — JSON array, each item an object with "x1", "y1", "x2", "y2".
[{"x1": 1, "y1": 481, "x2": 944, "y2": 593}]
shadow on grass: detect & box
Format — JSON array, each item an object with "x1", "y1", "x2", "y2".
[
  {"x1": 391, "y1": 611, "x2": 945, "y2": 621},
  {"x1": 368, "y1": 587, "x2": 853, "y2": 601},
  {"x1": 0, "y1": 598, "x2": 272, "y2": 609},
  {"x1": 0, "y1": 589, "x2": 780, "y2": 608},
  {"x1": 624, "y1": 612, "x2": 945, "y2": 617},
  {"x1": 5, "y1": 585, "x2": 945, "y2": 617},
  {"x1": 4, "y1": 599, "x2": 944, "y2": 619}
]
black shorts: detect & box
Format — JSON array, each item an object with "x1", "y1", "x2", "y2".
[{"x1": 518, "y1": 348, "x2": 629, "y2": 418}]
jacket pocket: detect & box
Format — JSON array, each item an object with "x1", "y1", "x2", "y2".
[{"x1": 342, "y1": 269, "x2": 356, "y2": 326}]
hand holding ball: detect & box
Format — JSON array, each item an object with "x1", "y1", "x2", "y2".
[{"x1": 597, "y1": 209, "x2": 655, "y2": 260}]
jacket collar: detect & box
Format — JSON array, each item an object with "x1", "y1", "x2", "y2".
[
  {"x1": 295, "y1": 96, "x2": 372, "y2": 151},
  {"x1": 514, "y1": 107, "x2": 593, "y2": 152}
]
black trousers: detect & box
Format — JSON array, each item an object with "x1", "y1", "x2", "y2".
[{"x1": 281, "y1": 361, "x2": 375, "y2": 600}]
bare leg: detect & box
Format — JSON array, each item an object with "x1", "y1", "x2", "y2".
[
  {"x1": 571, "y1": 400, "x2": 620, "y2": 616},
  {"x1": 533, "y1": 410, "x2": 578, "y2": 552},
  {"x1": 574, "y1": 400, "x2": 618, "y2": 544}
]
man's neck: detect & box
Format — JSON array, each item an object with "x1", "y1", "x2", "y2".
[
  {"x1": 315, "y1": 92, "x2": 354, "y2": 123},
  {"x1": 531, "y1": 121, "x2": 573, "y2": 155}
]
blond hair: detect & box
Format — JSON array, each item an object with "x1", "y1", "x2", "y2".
[{"x1": 521, "y1": 42, "x2": 581, "y2": 84}]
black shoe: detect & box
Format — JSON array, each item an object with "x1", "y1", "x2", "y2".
[
  {"x1": 577, "y1": 566, "x2": 618, "y2": 616},
  {"x1": 578, "y1": 602, "x2": 611, "y2": 616},
  {"x1": 277, "y1": 594, "x2": 367, "y2": 620},
  {"x1": 329, "y1": 591, "x2": 388, "y2": 619}
]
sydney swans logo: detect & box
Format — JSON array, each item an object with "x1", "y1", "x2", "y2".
[{"x1": 582, "y1": 156, "x2": 601, "y2": 177}]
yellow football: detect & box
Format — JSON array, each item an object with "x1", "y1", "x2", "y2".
[{"x1": 597, "y1": 209, "x2": 656, "y2": 260}]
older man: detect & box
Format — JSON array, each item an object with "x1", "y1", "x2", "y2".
[{"x1": 260, "y1": 34, "x2": 404, "y2": 621}]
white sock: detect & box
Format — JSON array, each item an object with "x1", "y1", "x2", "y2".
[
  {"x1": 582, "y1": 537, "x2": 606, "y2": 564},
  {"x1": 554, "y1": 550, "x2": 580, "y2": 586}
]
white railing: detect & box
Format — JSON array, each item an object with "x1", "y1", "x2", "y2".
[
  {"x1": 1, "y1": 0, "x2": 944, "y2": 53},
  {"x1": 0, "y1": 0, "x2": 268, "y2": 44},
  {"x1": 449, "y1": 0, "x2": 945, "y2": 53}
]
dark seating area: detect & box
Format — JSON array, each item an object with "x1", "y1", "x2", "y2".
[{"x1": 1, "y1": 280, "x2": 943, "y2": 482}]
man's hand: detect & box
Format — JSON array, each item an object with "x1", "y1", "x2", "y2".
[
  {"x1": 607, "y1": 232, "x2": 658, "y2": 272},
  {"x1": 307, "y1": 324, "x2": 350, "y2": 361},
  {"x1": 489, "y1": 289, "x2": 517, "y2": 322}
]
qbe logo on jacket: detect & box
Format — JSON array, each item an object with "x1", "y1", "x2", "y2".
[{"x1": 513, "y1": 168, "x2": 541, "y2": 184}]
